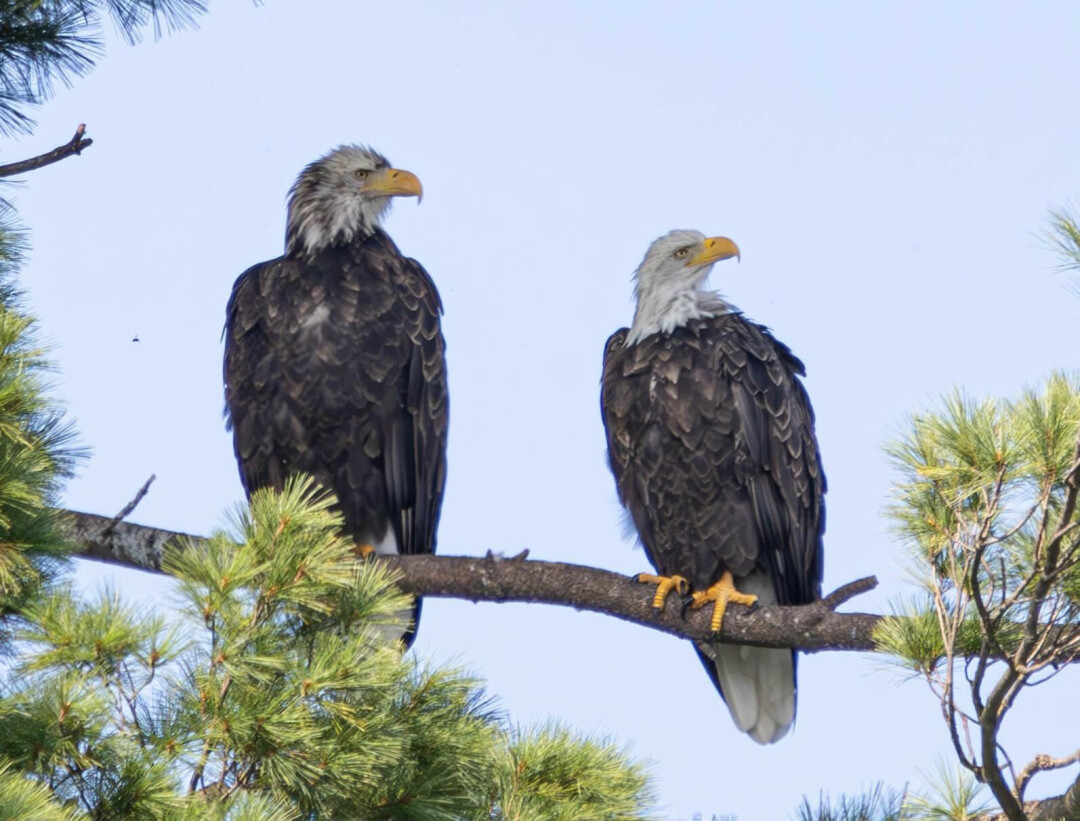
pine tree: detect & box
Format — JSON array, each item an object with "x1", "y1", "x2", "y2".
[
  {"x1": 0, "y1": 476, "x2": 656, "y2": 818},
  {"x1": 789, "y1": 209, "x2": 1080, "y2": 821}
]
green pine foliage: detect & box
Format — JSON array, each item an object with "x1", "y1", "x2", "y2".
[
  {"x1": 793, "y1": 782, "x2": 906, "y2": 821},
  {"x1": 790, "y1": 766, "x2": 989, "y2": 821},
  {"x1": 900, "y1": 763, "x2": 990, "y2": 821},
  {"x1": 489, "y1": 723, "x2": 656, "y2": 821},
  {"x1": 874, "y1": 346, "x2": 1080, "y2": 814},
  {"x1": 0, "y1": 761, "x2": 80, "y2": 820},
  {"x1": 163, "y1": 479, "x2": 498, "y2": 817},
  {"x1": 0, "y1": 0, "x2": 208, "y2": 135},
  {"x1": 0, "y1": 215, "x2": 82, "y2": 623},
  {"x1": 877, "y1": 373, "x2": 1080, "y2": 671},
  {"x1": 0, "y1": 476, "x2": 657, "y2": 818},
  {"x1": 1046, "y1": 204, "x2": 1080, "y2": 278},
  {"x1": 0, "y1": 302, "x2": 81, "y2": 609}
]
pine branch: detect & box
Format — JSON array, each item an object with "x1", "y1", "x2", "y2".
[
  {"x1": 0, "y1": 124, "x2": 92, "y2": 178},
  {"x1": 62, "y1": 508, "x2": 883, "y2": 652}
]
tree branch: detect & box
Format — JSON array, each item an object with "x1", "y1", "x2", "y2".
[
  {"x1": 1017, "y1": 748, "x2": 1080, "y2": 800},
  {"x1": 58, "y1": 508, "x2": 1080, "y2": 659},
  {"x1": 61, "y1": 508, "x2": 883, "y2": 652},
  {"x1": 0, "y1": 125, "x2": 93, "y2": 179},
  {"x1": 977, "y1": 771, "x2": 1080, "y2": 821}
]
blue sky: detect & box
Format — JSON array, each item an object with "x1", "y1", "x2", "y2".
[{"x1": 9, "y1": 1, "x2": 1080, "y2": 817}]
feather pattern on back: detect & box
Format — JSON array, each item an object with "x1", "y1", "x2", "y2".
[
  {"x1": 224, "y1": 227, "x2": 448, "y2": 645},
  {"x1": 601, "y1": 313, "x2": 824, "y2": 742}
]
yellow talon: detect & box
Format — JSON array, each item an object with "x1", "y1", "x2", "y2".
[
  {"x1": 634, "y1": 573, "x2": 690, "y2": 610},
  {"x1": 357, "y1": 544, "x2": 376, "y2": 559},
  {"x1": 690, "y1": 570, "x2": 757, "y2": 632}
]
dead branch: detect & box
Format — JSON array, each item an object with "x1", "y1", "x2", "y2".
[{"x1": 0, "y1": 125, "x2": 93, "y2": 179}]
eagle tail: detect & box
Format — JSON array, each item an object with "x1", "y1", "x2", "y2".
[
  {"x1": 695, "y1": 572, "x2": 796, "y2": 744},
  {"x1": 700, "y1": 643, "x2": 795, "y2": 744}
]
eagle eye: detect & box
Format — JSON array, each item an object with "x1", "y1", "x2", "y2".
[
  {"x1": 354, "y1": 169, "x2": 369, "y2": 180},
  {"x1": 674, "y1": 247, "x2": 691, "y2": 260}
]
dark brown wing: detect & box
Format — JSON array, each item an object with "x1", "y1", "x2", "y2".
[
  {"x1": 384, "y1": 254, "x2": 448, "y2": 559},
  {"x1": 600, "y1": 315, "x2": 824, "y2": 606},
  {"x1": 224, "y1": 229, "x2": 448, "y2": 641}
]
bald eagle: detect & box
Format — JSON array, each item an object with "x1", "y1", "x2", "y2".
[
  {"x1": 601, "y1": 230, "x2": 825, "y2": 743},
  {"x1": 224, "y1": 145, "x2": 447, "y2": 646}
]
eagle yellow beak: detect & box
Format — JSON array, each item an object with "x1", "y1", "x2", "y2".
[
  {"x1": 687, "y1": 236, "x2": 740, "y2": 266},
  {"x1": 366, "y1": 167, "x2": 424, "y2": 202}
]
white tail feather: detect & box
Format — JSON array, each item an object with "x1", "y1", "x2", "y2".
[
  {"x1": 708, "y1": 643, "x2": 795, "y2": 744},
  {"x1": 700, "y1": 572, "x2": 796, "y2": 744}
]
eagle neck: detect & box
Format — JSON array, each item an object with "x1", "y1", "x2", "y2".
[
  {"x1": 626, "y1": 287, "x2": 733, "y2": 345},
  {"x1": 284, "y1": 192, "x2": 388, "y2": 260}
]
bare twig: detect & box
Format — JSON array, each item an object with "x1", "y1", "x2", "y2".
[
  {"x1": 101, "y1": 475, "x2": 156, "y2": 539},
  {"x1": 0, "y1": 124, "x2": 93, "y2": 179}
]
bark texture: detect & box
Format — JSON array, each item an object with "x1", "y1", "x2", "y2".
[{"x1": 62, "y1": 508, "x2": 880, "y2": 651}]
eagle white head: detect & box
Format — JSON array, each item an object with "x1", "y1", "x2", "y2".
[
  {"x1": 626, "y1": 229, "x2": 741, "y2": 344},
  {"x1": 284, "y1": 145, "x2": 423, "y2": 259}
]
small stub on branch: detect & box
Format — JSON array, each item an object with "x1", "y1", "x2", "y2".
[
  {"x1": 70, "y1": 124, "x2": 92, "y2": 154},
  {"x1": 821, "y1": 576, "x2": 878, "y2": 610},
  {"x1": 101, "y1": 474, "x2": 156, "y2": 538}
]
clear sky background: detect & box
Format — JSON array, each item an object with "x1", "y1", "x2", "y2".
[{"x1": 8, "y1": 2, "x2": 1080, "y2": 818}]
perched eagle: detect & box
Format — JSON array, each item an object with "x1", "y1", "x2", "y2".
[
  {"x1": 601, "y1": 230, "x2": 825, "y2": 744},
  {"x1": 223, "y1": 145, "x2": 448, "y2": 646}
]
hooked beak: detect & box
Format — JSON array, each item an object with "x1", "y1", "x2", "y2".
[
  {"x1": 686, "y1": 236, "x2": 740, "y2": 266},
  {"x1": 365, "y1": 167, "x2": 423, "y2": 203}
]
